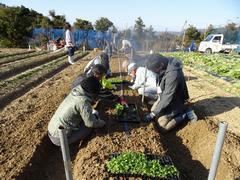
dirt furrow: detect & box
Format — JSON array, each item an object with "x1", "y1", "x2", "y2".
[
  {"x1": 0, "y1": 52, "x2": 96, "y2": 179},
  {"x1": 0, "y1": 52, "x2": 239, "y2": 180}
]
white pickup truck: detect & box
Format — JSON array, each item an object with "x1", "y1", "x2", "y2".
[{"x1": 198, "y1": 34, "x2": 239, "y2": 53}]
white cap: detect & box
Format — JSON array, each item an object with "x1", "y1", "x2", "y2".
[{"x1": 127, "y1": 63, "x2": 136, "y2": 74}]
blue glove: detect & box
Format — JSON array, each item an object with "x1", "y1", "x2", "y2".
[{"x1": 143, "y1": 112, "x2": 155, "y2": 122}]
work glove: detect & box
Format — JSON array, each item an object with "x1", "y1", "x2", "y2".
[
  {"x1": 157, "y1": 86, "x2": 162, "y2": 98},
  {"x1": 95, "y1": 119, "x2": 106, "y2": 128},
  {"x1": 143, "y1": 112, "x2": 155, "y2": 122},
  {"x1": 119, "y1": 97, "x2": 128, "y2": 106},
  {"x1": 128, "y1": 84, "x2": 138, "y2": 90},
  {"x1": 92, "y1": 109, "x2": 99, "y2": 119}
]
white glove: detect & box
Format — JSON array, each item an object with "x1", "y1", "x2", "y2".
[
  {"x1": 128, "y1": 85, "x2": 136, "y2": 90},
  {"x1": 157, "y1": 86, "x2": 162, "y2": 94},
  {"x1": 92, "y1": 109, "x2": 99, "y2": 119}
]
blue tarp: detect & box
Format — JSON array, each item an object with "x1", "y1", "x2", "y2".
[{"x1": 32, "y1": 28, "x2": 112, "y2": 49}]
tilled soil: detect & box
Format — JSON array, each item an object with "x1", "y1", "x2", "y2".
[{"x1": 0, "y1": 51, "x2": 240, "y2": 180}]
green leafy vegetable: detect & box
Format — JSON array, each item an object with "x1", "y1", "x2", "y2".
[
  {"x1": 107, "y1": 77, "x2": 123, "y2": 83},
  {"x1": 163, "y1": 52, "x2": 240, "y2": 80},
  {"x1": 114, "y1": 103, "x2": 124, "y2": 116},
  {"x1": 106, "y1": 152, "x2": 179, "y2": 178}
]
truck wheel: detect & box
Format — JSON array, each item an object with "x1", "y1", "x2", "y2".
[{"x1": 205, "y1": 48, "x2": 212, "y2": 54}]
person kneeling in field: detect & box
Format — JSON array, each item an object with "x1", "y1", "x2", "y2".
[
  {"x1": 48, "y1": 76, "x2": 106, "y2": 146},
  {"x1": 72, "y1": 64, "x2": 106, "y2": 89},
  {"x1": 128, "y1": 63, "x2": 158, "y2": 101},
  {"x1": 72, "y1": 64, "x2": 118, "y2": 100},
  {"x1": 143, "y1": 54, "x2": 198, "y2": 132},
  {"x1": 84, "y1": 52, "x2": 111, "y2": 77}
]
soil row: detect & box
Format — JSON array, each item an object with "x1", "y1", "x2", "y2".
[
  {"x1": 0, "y1": 50, "x2": 47, "y2": 65},
  {"x1": 0, "y1": 49, "x2": 35, "y2": 59},
  {"x1": 0, "y1": 52, "x2": 94, "y2": 179},
  {"x1": 0, "y1": 51, "x2": 89, "y2": 109},
  {"x1": 0, "y1": 50, "x2": 67, "y2": 80}
]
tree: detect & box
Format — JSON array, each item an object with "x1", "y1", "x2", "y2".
[
  {"x1": 40, "y1": 16, "x2": 52, "y2": 29},
  {"x1": 144, "y1": 25, "x2": 156, "y2": 50},
  {"x1": 111, "y1": 25, "x2": 118, "y2": 34},
  {"x1": 28, "y1": 9, "x2": 44, "y2": 28},
  {"x1": 134, "y1": 17, "x2": 145, "y2": 50},
  {"x1": 205, "y1": 24, "x2": 215, "y2": 37},
  {"x1": 95, "y1": 17, "x2": 113, "y2": 32},
  {"x1": 122, "y1": 28, "x2": 132, "y2": 40},
  {"x1": 184, "y1": 25, "x2": 201, "y2": 47},
  {"x1": 224, "y1": 22, "x2": 238, "y2": 43},
  {"x1": 0, "y1": 5, "x2": 35, "y2": 47},
  {"x1": 74, "y1": 18, "x2": 93, "y2": 30},
  {"x1": 48, "y1": 10, "x2": 66, "y2": 28},
  {"x1": 225, "y1": 22, "x2": 237, "y2": 31},
  {"x1": 74, "y1": 18, "x2": 94, "y2": 49}
]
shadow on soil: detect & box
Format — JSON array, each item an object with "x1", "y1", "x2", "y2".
[
  {"x1": 193, "y1": 96, "x2": 240, "y2": 119},
  {"x1": 154, "y1": 121, "x2": 209, "y2": 180},
  {"x1": 111, "y1": 72, "x2": 128, "y2": 77},
  {"x1": 16, "y1": 135, "x2": 65, "y2": 180},
  {"x1": 16, "y1": 96, "x2": 147, "y2": 180},
  {"x1": 17, "y1": 87, "x2": 240, "y2": 179},
  {"x1": 185, "y1": 75, "x2": 198, "y2": 81}
]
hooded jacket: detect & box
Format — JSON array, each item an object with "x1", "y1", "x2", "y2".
[
  {"x1": 84, "y1": 55, "x2": 109, "y2": 74},
  {"x1": 151, "y1": 57, "x2": 189, "y2": 118},
  {"x1": 48, "y1": 85, "x2": 104, "y2": 138}
]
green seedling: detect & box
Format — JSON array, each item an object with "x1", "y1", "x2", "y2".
[
  {"x1": 114, "y1": 103, "x2": 124, "y2": 116},
  {"x1": 107, "y1": 77, "x2": 123, "y2": 83},
  {"x1": 106, "y1": 152, "x2": 179, "y2": 178}
]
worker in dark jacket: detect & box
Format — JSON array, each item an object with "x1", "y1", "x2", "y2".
[
  {"x1": 72, "y1": 64, "x2": 106, "y2": 89},
  {"x1": 84, "y1": 52, "x2": 111, "y2": 77},
  {"x1": 72, "y1": 64, "x2": 118, "y2": 101},
  {"x1": 48, "y1": 76, "x2": 106, "y2": 146},
  {"x1": 144, "y1": 54, "x2": 197, "y2": 132}
]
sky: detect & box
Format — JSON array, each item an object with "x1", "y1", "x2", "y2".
[{"x1": 1, "y1": 0, "x2": 240, "y2": 31}]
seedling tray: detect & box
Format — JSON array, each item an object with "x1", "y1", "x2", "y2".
[
  {"x1": 111, "y1": 80, "x2": 131, "y2": 85},
  {"x1": 107, "y1": 153, "x2": 180, "y2": 180},
  {"x1": 106, "y1": 77, "x2": 131, "y2": 84},
  {"x1": 117, "y1": 103, "x2": 140, "y2": 123}
]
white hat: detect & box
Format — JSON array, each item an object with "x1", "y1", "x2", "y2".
[{"x1": 127, "y1": 63, "x2": 137, "y2": 74}]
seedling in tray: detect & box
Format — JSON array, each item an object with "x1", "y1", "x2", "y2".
[
  {"x1": 106, "y1": 152, "x2": 179, "y2": 179},
  {"x1": 107, "y1": 77, "x2": 130, "y2": 84},
  {"x1": 115, "y1": 103, "x2": 140, "y2": 123},
  {"x1": 114, "y1": 103, "x2": 125, "y2": 116}
]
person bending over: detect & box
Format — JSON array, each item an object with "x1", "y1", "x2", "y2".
[
  {"x1": 48, "y1": 76, "x2": 105, "y2": 146},
  {"x1": 144, "y1": 54, "x2": 198, "y2": 132}
]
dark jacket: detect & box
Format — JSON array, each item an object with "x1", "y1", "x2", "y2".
[
  {"x1": 71, "y1": 74, "x2": 119, "y2": 102},
  {"x1": 48, "y1": 85, "x2": 105, "y2": 138},
  {"x1": 84, "y1": 56, "x2": 109, "y2": 74},
  {"x1": 151, "y1": 58, "x2": 189, "y2": 118},
  {"x1": 72, "y1": 73, "x2": 87, "y2": 89}
]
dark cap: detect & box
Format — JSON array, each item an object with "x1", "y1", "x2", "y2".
[
  {"x1": 146, "y1": 54, "x2": 169, "y2": 73},
  {"x1": 80, "y1": 76, "x2": 101, "y2": 94},
  {"x1": 91, "y1": 64, "x2": 107, "y2": 75},
  {"x1": 100, "y1": 52, "x2": 109, "y2": 62}
]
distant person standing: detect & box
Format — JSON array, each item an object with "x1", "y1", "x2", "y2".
[
  {"x1": 65, "y1": 22, "x2": 75, "y2": 65},
  {"x1": 120, "y1": 39, "x2": 132, "y2": 54}
]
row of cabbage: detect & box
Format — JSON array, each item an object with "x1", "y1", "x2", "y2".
[
  {"x1": 163, "y1": 52, "x2": 240, "y2": 96},
  {"x1": 164, "y1": 52, "x2": 240, "y2": 80}
]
